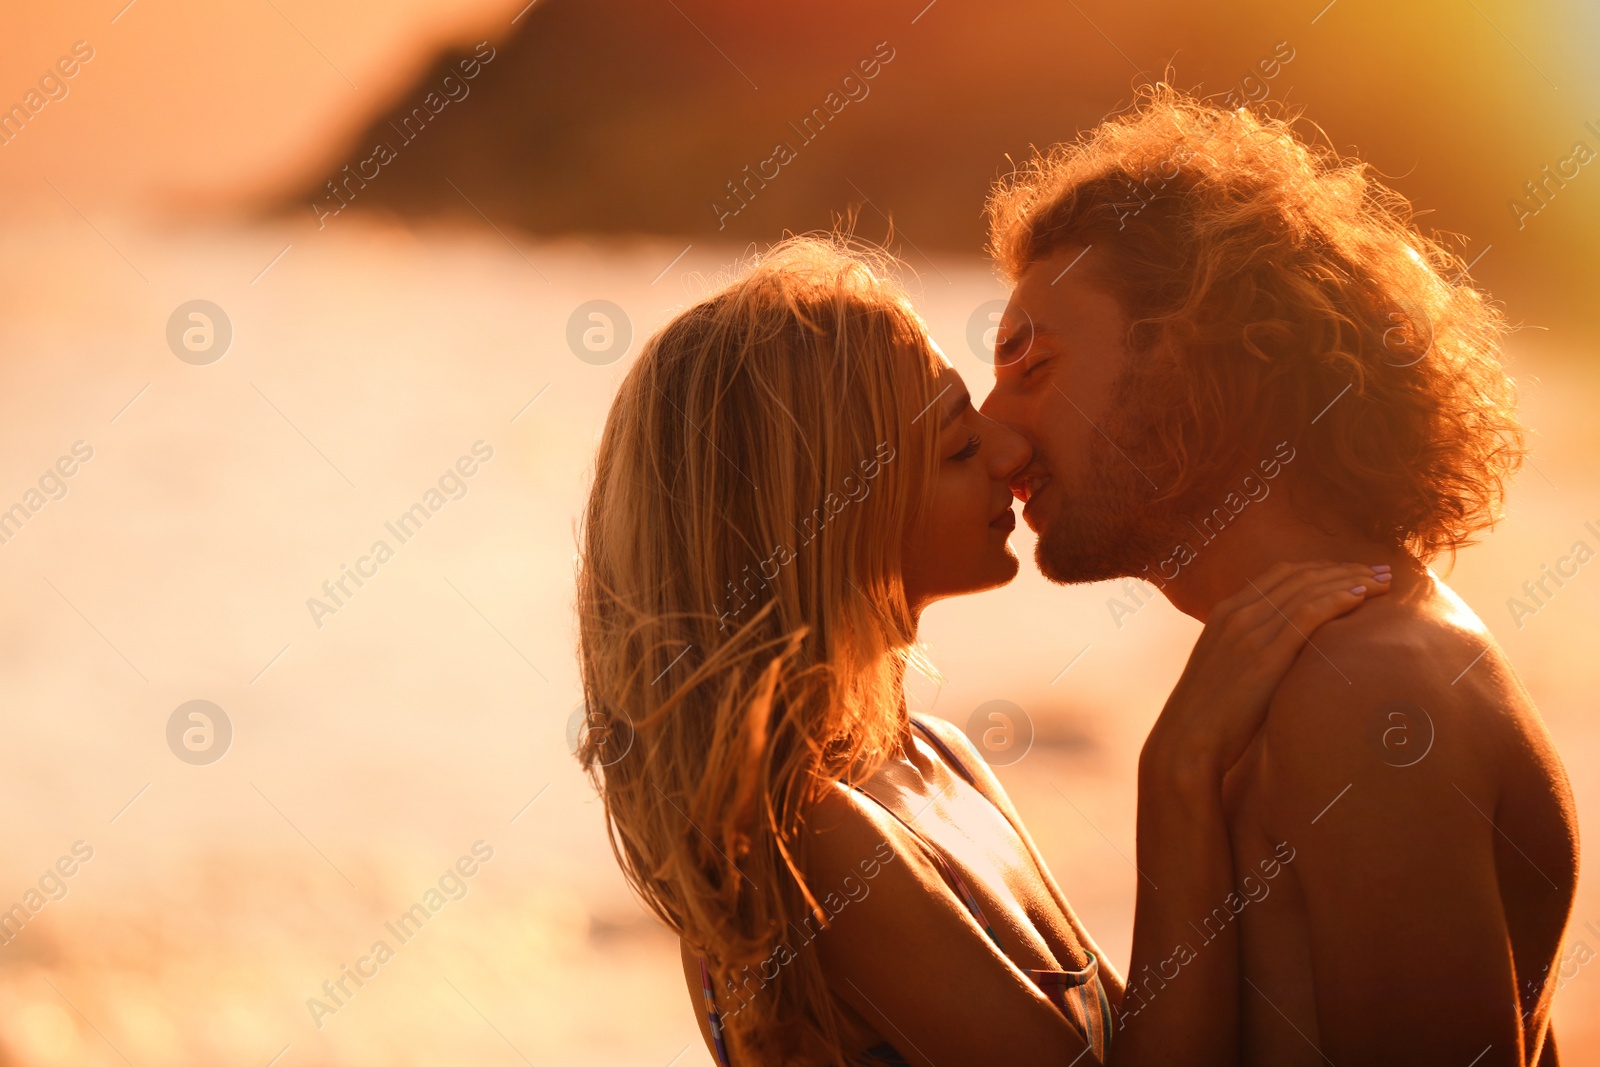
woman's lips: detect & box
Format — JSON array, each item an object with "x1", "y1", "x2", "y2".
[{"x1": 990, "y1": 507, "x2": 1016, "y2": 532}]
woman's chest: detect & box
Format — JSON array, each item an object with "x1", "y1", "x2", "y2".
[{"x1": 865, "y1": 766, "x2": 1091, "y2": 974}]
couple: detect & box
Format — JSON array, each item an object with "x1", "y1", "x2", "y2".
[{"x1": 575, "y1": 89, "x2": 1578, "y2": 1066}]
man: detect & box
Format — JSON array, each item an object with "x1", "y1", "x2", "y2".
[{"x1": 980, "y1": 88, "x2": 1578, "y2": 1065}]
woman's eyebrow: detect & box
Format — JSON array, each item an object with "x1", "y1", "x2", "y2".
[{"x1": 939, "y1": 386, "x2": 973, "y2": 427}]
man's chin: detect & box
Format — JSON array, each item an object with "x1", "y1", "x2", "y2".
[
  {"x1": 1031, "y1": 518, "x2": 1143, "y2": 586},
  {"x1": 1033, "y1": 540, "x2": 1098, "y2": 585}
]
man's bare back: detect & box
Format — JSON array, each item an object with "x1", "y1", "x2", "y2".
[{"x1": 1223, "y1": 564, "x2": 1578, "y2": 1065}]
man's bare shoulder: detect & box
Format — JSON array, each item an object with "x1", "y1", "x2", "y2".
[
  {"x1": 1282, "y1": 578, "x2": 1494, "y2": 693},
  {"x1": 1249, "y1": 572, "x2": 1547, "y2": 812}
]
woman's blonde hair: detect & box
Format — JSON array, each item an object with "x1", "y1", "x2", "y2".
[{"x1": 575, "y1": 237, "x2": 944, "y2": 1063}]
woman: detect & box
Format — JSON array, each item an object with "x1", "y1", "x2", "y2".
[{"x1": 574, "y1": 237, "x2": 1388, "y2": 1065}]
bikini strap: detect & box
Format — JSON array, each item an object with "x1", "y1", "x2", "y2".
[
  {"x1": 1029, "y1": 953, "x2": 1113, "y2": 1059},
  {"x1": 908, "y1": 716, "x2": 979, "y2": 787},
  {"x1": 902, "y1": 719, "x2": 1008, "y2": 936},
  {"x1": 698, "y1": 954, "x2": 734, "y2": 1066},
  {"x1": 909, "y1": 718, "x2": 1112, "y2": 1056}
]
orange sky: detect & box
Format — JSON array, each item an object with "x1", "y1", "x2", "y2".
[
  {"x1": 0, "y1": 0, "x2": 520, "y2": 216},
  {"x1": 2, "y1": 0, "x2": 1596, "y2": 338},
  {"x1": 4, "y1": 0, "x2": 1594, "y2": 228}
]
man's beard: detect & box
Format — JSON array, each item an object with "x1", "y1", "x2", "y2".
[
  {"x1": 1033, "y1": 380, "x2": 1187, "y2": 586},
  {"x1": 1033, "y1": 456, "x2": 1181, "y2": 585}
]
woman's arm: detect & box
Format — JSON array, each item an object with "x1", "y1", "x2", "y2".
[
  {"x1": 803, "y1": 783, "x2": 1095, "y2": 1067},
  {"x1": 1109, "y1": 561, "x2": 1390, "y2": 1067},
  {"x1": 912, "y1": 714, "x2": 1127, "y2": 1003}
]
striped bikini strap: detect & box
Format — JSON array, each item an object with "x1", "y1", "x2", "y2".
[
  {"x1": 698, "y1": 954, "x2": 733, "y2": 1066},
  {"x1": 908, "y1": 716, "x2": 979, "y2": 787},
  {"x1": 910, "y1": 720, "x2": 1111, "y2": 1056},
  {"x1": 933, "y1": 847, "x2": 1003, "y2": 949},
  {"x1": 1030, "y1": 954, "x2": 1114, "y2": 1060}
]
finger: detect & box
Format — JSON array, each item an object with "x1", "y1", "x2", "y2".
[
  {"x1": 1277, "y1": 568, "x2": 1396, "y2": 619},
  {"x1": 1212, "y1": 558, "x2": 1373, "y2": 621},
  {"x1": 1249, "y1": 572, "x2": 1387, "y2": 654},
  {"x1": 1211, "y1": 559, "x2": 1335, "y2": 618},
  {"x1": 1262, "y1": 581, "x2": 1376, "y2": 659},
  {"x1": 1226, "y1": 563, "x2": 1379, "y2": 631},
  {"x1": 1249, "y1": 558, "x2": 1342, "y2": 604},
  {"x1": 1217, "y1": 574, "x2": 1380, "y2": 677},
  {"x1": 1282, "y1": 572, "x2": 1385, "y2": 619},
  {"x1": 1361, "y1": 566, "x2": 1394, "y2": 596},
  {"x1": 1219, "y1": 579, "x2": 1370, "y2": 684}
]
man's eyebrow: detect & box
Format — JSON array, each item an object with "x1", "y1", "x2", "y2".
[
  {"x1": 995, "y1": 318, "x2": 1034, "y2": 357},
  {"x1": 996, "y1": 318, "x2": 1060, "y2": 363}
]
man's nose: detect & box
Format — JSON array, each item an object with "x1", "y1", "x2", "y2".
[{"x1": 987, "y1": 418, "x2": 1032, "y2": 480}]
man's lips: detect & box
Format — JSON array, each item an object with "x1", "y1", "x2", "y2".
[{"x1": 1012, "y1": 473, "x2": 1050, "y2": 506}]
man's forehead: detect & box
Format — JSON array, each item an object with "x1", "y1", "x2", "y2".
[
  {"x1": 1004, "y1": 257, "x2": 1119, "y2": 332},
  {"x1": 1012, "y1": 249, "x2": 1093, "y2": 304},
  {"x1": 992, "y1": 264, "x2": 1129, "y2": 372},
  {"x1": 1032, "y1": 243, "x2": 1099, "y2": 282}
]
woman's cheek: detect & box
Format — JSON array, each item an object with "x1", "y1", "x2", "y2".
[{"x1": 945, "y1": 466, "x2": 984, "y2": 531}]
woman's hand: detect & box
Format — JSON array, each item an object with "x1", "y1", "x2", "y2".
[
  {"x1": 1142, "y1": 560, "x2": 1391, "y2": 790},
  {"x1": 1115, "y1": 561, "x2": 1386, "y2": 1067}
]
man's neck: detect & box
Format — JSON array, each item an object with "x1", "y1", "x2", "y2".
[{"x1": 1149, "y1": 496, "x2": 1418, "y2": 622}]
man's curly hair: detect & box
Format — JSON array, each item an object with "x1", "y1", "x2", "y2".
[{"x1": 986, "y1": 84, "x2": 1524, "y2": 561}]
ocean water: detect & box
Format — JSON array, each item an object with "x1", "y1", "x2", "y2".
[{"x1": 0, "y1": 216, "x2": 1594, "y2": 1065}]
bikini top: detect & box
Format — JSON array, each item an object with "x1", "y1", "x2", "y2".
[{"x1": 697, "y1": 716, "x2": 1113, "y2": 1065}]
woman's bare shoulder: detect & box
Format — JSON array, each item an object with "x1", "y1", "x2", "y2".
[{"x1": 802, "y1": 779, "x2": 913, "y2": 880}]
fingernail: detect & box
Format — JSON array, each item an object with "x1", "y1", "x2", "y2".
[
  {"x1": 1371, "y1": 564, "x2": 1392, "y2": 572},
  {"x1": 1374, "y1": 572, "x2": 1393, "y2": 583},
  {"x1": 1350, "y1": 585, "x2": 1367, "y2": 595}
]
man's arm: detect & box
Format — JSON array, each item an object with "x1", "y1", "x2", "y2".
[{"x1": 1257, "y1": 651, "x2": 1524, "y2": 1065}]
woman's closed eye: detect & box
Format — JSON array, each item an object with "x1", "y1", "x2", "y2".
[{"x1": 950, "y1": 433, "x2": 981, "y2": 461}]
